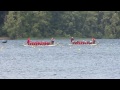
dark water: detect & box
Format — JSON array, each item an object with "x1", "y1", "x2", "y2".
[{"x1": 0, "y1": 39, "x2": 120, "y2": 79}]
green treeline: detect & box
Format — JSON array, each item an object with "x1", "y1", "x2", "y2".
[{"x1": 0, "y1": 11, "x2": 120, "y2": 39}]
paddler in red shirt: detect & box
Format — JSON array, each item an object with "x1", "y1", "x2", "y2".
[{"x1": 27, "y1": 37, "x2": 30, "y2": 44}]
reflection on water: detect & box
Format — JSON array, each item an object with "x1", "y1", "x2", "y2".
[{"x1": 0, "y1": 39, "x2": 120, "y2": 79}]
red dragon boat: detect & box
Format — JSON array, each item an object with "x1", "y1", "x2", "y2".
[
  {"x1": 70, "y1": 37, "x2": 96, "y2": 45},
  {"x1": 27, "y1": 38, "x2": 55, "y2": 46}
]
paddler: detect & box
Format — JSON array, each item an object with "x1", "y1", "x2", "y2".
[
  {"x1": 27, "y1": 37, "x2": 30, "y2": 44},
  {"x1": 92, "y1": 37, "x2": 96, "y2": 44},
  {"x1": 71, "y1": 37, "x2": 74, "y2": 43},
  {"x1": 51, "y1": 37, "x2": 55, "y2": 45}
]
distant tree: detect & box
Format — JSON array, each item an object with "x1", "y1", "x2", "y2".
[{"x1": 0, "y1": 11, "x2": 8, "y2": 36}]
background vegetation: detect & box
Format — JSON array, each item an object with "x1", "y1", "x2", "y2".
[{"x1": 0, "y1": 11, "x2": 120, "y2": 39}]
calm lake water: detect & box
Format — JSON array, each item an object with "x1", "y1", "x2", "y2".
[{"x1": 0, "y1": 39, "x2": 120, "y2": 79}]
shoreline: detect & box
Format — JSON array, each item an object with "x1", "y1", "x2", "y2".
[{"x1": 0, "y1": 37, "x2": 10, "y2": 40}]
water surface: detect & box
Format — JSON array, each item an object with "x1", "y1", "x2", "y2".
[{"x1": 0, "y1": 39, "x2": 120, "y2": 79}]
